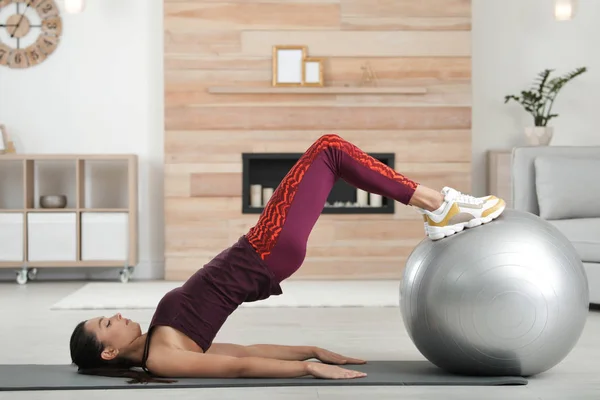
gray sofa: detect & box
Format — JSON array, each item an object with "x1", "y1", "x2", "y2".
[{"x1": 511, "y1": 146, "x2": 600, "y2": 305}]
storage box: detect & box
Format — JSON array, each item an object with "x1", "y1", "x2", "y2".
[
  {"x1": 0, "y1": 213, "x2": 24, "y2": 261},
  {"x1": 27, "y1": 213, "x2": 77, "y2": 261},
  {"x1": 81, "y1": 212, "x2": 128, "y2": 261}
]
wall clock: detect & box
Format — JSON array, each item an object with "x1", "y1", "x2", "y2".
[{"x1": 0, "y1": 0, "x2": 62, "y2": 69}]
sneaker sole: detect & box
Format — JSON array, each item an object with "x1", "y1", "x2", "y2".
[{"x1": 426, "y1": 203, "x2": 506, "y2": 241}]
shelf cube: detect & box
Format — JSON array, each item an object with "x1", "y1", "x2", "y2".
[
  {"x1": 27, "y1": 213, "x2": 77, "y2": 261},
  {"x1": 82, "y1": 160, "x2": 130, "y2": 209},
  {"x1": 81, "y1": 212, "x2": 128, "y2": 261},
  {"x1": 0, "y1": 213, "x2": 24, "y2": 261},
  {"x1": 32, "y1": 160, "x2": 77, "y2": 209},
  {"x1": 0, "y1": 160, "x2": 24, "y2": 210}
]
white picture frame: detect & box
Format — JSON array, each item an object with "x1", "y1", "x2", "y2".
[
  {"x1": 303, "y1": 57, "x2": 324, "y2": 87},
  {"x1": 272, "y1": 45, "x2": 306, "y2": 87}
]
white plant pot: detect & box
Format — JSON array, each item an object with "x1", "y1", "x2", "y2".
[{"x1": 524, "y1": 126, "x2": 554, "y2": 146}]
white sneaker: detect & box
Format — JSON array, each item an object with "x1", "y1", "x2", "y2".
[{"x1": 417, "y1": 187, "x2": 506, "y2": 240}]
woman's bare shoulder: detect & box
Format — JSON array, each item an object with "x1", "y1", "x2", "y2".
[{"x1": 150, "y1": 325, "x2": 204, "y2": 353}]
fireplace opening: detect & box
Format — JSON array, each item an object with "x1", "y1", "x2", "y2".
[{"x1": 242, "y1": 153, "x2": 395, "y2": 214}]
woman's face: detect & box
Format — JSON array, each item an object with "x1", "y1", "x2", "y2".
[{"x1": 84, "y1": 313, "x2": 142, "y2": 360}]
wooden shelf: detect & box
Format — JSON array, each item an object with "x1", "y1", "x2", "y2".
[
  {"x1": 207, "y1": 86, "x2": 427, "y2": 95},
  {"x1": 0, "y1": 209, "x2": 130, "y2": 213},
  {"x1": 0, "y1": 260, "x2": 128, "y2": 268},
  {"x1": 0, "y1": 154, "x2": 136, "y2": 161},
  {"x1": 17, "y1": 260, "x2": 127, "y2": 268},
  {"x1": 80, "y1": 208, "x2": 129, "y2": 212},
  {"x1": 21, "y1": 208, "x2": 130, "y2": 212},
  {"x1": 0, "y1": 154, "x2": 139, "y2": 283},
  {"x1": 25, "y1": 209, "x2": 78, "y2": 213}
]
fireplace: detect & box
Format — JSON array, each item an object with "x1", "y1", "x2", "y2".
[{"x1": 242, "y1": 153, "x2": 396, "y2": 214}]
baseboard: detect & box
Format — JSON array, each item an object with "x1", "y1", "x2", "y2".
[{"x1": 0, "y1": 260, "x2": 165, "y2": 283}]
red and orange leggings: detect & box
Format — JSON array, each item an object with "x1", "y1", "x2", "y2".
[{"x1": 246, "y1": 134, "x2": 419, "y2": 282}]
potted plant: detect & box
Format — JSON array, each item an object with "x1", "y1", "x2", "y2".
[{"x1": 504, "y1": 67, "x2": 587, "y2": 146}]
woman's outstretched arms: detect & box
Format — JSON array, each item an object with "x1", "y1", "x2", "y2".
[
  {"x1": 147, "y1": 348, "x2": 367, "y2": 380},
  {"x1": 149, "y1": 349, "x2": 309, "y2": 378},
  {"x1": 207, "y1": 343, "x2": 367, "y2": 365},
  {"x1": 207, "y1": 343, "x2": 314, "y2": 360}
]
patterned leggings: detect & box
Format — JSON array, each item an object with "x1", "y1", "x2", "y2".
[{"x1": 245, "y1": 134, "x2": 419, "y2": 283}]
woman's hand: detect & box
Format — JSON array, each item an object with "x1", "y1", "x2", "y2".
[
  {"x1": 313, "y1": 347, "x2": 367, "y2": 365},
  {"x1": 307, "y1": 362, "x2": 367, "y2": 380}
]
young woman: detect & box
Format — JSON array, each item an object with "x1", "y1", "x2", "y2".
[{"x1": 70, "y1": 134, "x2": 505, "y2": 383}]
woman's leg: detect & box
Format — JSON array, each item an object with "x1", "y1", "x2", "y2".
[
  {"x1": 245, "y1": 134, "x2": 417, "y2": 281},
  {"x1": 245, "y1": 134, "x2": 505, "y2": 282}
]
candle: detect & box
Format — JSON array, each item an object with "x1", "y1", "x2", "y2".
[
  {"x1": 250, "y1": 184, "x2": 262, "y2": 207},
  {"x1": 262, "y1": 187, "x2": 274, "y2": 206},
  {"x1": 356, "y1": 188, "x2": 368, "y2": 207},
  {"x1": 369, "y1": 193, "x2": 382, "y2": 207}
]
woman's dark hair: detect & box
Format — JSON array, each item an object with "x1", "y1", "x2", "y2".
[{"x1": 69, "y1": 320, "x2": 176, "y2": 384}]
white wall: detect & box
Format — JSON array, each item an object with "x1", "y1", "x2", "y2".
[
  {"x1": 472, "y1": 0, "x2": 600, "y2": 196},
  {"x1": 0, "y1": 0, "x2": 164, "y2": 281},
  {"x1": 2, "y1": 0, "x2": 598, "y2": 282}
]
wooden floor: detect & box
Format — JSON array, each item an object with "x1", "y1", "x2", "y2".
[{"x1": 0, "y1": 282, "x2": 599, "y2": 399}]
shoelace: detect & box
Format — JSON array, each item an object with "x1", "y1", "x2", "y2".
[{"x1": 448, "y1": 190, "x2": 484, "y2": 206}]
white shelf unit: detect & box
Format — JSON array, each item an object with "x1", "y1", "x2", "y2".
[{"x1": 0, "y1": 154, "x2": 138, "y2": 284}]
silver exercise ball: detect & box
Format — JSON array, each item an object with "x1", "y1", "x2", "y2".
[{"x1": 400, "y1": 209, "x2": 589, "y2": 377}]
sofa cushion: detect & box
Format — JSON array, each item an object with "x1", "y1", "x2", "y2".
[
  {"x1": 534, "y1": 156, "x2": 600, "y2": 220},
  {"x1": 548, "y1": 218, "x2": 600, "y2": 263}
]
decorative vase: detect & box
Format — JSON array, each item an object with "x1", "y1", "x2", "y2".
[
  {"x1": 40, "y1": 195, "x2": 67, "y2": 208},
  {"x1": 524, "y1": 126, "x2": 554, "y2": 146}
]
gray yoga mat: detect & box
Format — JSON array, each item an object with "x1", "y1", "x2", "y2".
[{"x1": 0, "y1": 361, "x2": 527, "y2": 391}]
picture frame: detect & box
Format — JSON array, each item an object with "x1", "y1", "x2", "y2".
[
  {"x1": 272, "y1": 45, "x2": 307, "y2": 87},
  {"x1": 0, "y1": 125, "x2": 7, "y2": 155},
  {"x1": 303, "y1": 57, "x2": 324, "y2": 87}
]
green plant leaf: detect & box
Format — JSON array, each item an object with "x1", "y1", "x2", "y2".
[
  {"x1": 531, "y1": 69, "x2": 553, "y2": 96},
  {"x1": 505, "y1": 66, "x2": 587, "y2": 122}
]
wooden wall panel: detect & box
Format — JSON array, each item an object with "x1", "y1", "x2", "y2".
[
  {"x1": 166, "y1": 90, "x2": 469, "y2": 108},
  {"x1": 164, "y1": 0, "x2": 472, "y2": 281},
  {"x1": 164, "y1": 2, "x2": 341, "y2": 30},
  {"x1": 341, "y1": 17, "x2": 470, "y2": 31},
  {"x1": 190, "y1": 173, "x2": 242, "y2": 197},
  {"x1": 240, "y1": 31, "x2": 471, "y2": 57},
  {"x1": 165, "y1": 106, "x2": 471, "y2": 131},
  {"x1": 341, "y1": 0, "x2": 471, "y2": 18},
  {"x1": 165, "y1": 31, "x2": 241, "y2": 55},
  {"x1": 343, "y1": 0, "x2": 471, "y2": 31},
  {"x1": 325, "y1": 57, "x2": 471, "y2": 82}
]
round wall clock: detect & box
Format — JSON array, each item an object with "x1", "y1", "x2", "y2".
[{"x1": 0, "y1": 0, "x2": 62, "y2": 69}]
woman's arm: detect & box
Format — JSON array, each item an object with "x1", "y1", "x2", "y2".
[
  {"x1": 147, "y1": 348, "x2": 366, "y2": 379},
  {"x1": 207, "y1": 343, "x2": 366, "y2": 365},
  {"x1": 207, "y1": 343, "x2": 316, "y2": 360}
]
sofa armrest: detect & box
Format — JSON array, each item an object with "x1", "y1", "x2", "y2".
[{"x1": 511, "y1": 146, "x2": 600, "y2": 215}]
